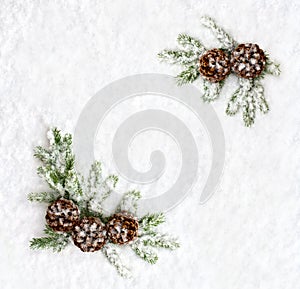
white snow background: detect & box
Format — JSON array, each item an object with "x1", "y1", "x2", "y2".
[{"x1": 1, "y1": 0, "x2": 300, "y2": 288}]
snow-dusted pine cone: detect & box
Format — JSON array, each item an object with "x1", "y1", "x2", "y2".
[
  {"x1": 231, "y1": 43, "x2": 266, "y2": 79},
  {"x1": 199, "y1": 49, "x2": 231, "y2": 82},
  {"x1": 72, "y1": 217, "x2": 107, "y2": 252},
  {"x1": 107, "y1": 211, "x2": 139, "y2": 245},
  {"x1": 45, "y1": 199, "x2": 80, "y2": 232}
]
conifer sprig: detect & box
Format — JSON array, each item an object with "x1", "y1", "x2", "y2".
[{"x1": 30, "y1": 225, "x2": 70, "y2": 253}]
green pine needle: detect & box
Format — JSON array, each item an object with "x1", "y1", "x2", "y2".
[
  {"x1": 140, "y1": 213, "x2": 166, "y2": 232},
  {"x1": 30, "y1": 225, "x2": 70, "y2": 253},
  {"x1": 27, "y1": 191, "x2": 60, "y2": 203}
]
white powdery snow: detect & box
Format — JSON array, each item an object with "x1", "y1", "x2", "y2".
[{"x1": 1, "y1": 0, "x2": 300, "y2": 289}]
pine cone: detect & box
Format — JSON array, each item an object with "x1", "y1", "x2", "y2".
[
  {"x1": 72, "y1": 217, "x2": 107, "y2": 252},
  {"x1": 231, "y1": 43, "x2": 266, "y2": 79},
  {"x1": 46, "y1": 199, "x2": 80, "y2": 232},
  {"x1": 107, "y1": 211, "x2": 139, "y2": 245},
  {"x1": 199, "y1": 49, "x2": 231, "y2": 82}
]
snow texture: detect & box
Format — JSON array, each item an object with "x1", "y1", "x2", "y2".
[{"x1": 1, "y1": 0, "x2": 300, "y2": 288}]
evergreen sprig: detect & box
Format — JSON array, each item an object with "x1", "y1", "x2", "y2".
[
  {"x1": 116, "y1": 190, "x2": 141, "y2": 215},
  {"x1": 140, "y1": 213, "x2": 165, "y2": 232},
  {"x1": 139, "y1": 232, "x2": 180, "y2": 250},
  {"x1": 102, "y1": 244, "x2": 132, "y2": 278},
  {"x1": 131, "y1": 241, "x2": 159, "y2": 264},
  {"x1": 28, "y1": 191, "x2": 60, "y2": 203},
  {"x1": 158, "y1": 16, "x2": 281, "y2": 127},
  {"x1": 226, "y1": 78, "x2": 269, "y2": 127},
  {"x1": 34, "y1": 128, "x2": 82, "y2": 199},
  {"x1": 29, "y1": 128, "x2": 179, "y2": 278},
  {"x1": 30, "y1": 225, "x2": 70, "y2": 253},
  {"x1": 200, "y1": 16, "x2": 237, "y2": 50}
]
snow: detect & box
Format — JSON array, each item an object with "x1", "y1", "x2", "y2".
[{"x1": 1, "y1": 0, "x2": 300, "y2": 289}]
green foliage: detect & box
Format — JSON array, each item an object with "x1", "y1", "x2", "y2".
[
  {"x1": 158, "y1": 16, "x2": 280, "y2": 127},
  {"x1": 131, "y1": 241, "x2": 159, "y2": 264},
  {"x1": 28, "y1": 191, "x2": 60, "y2": 203},
  {"x1": 177, "y1": 33, "x2": 206, "y2": 53},
  {"x1": 200, "y1": 16, "x2": 237, "y2": 50},
  {"x1": 30, "y1": 225, "x2": 70, "y2": 253},
  {"x1": 34, "y1": 128, "x2": 82, "y2": 199},
  {"x1": 226, "y1": 78, "x2": 269, "y2": 127},
  {"x1": 116, "y1": 190, "x2": 141, "y2": 215},
  {"x1": 265, "y1": 55, "x2": 281, "y2": 76},
  {"x1": 102, "y1": 244, "x2": 132, "y2": 278},
  {"x1": 140, "y1": 232, "x2": 180, "y2": 250},
  {"x1": 139, "y1": 213, "x2": 165, "y2": 232},
  {"x1": 202, "y1": 79, "x2": 224, "y2": 102},
  {"x1": 158, "y1": 49, "x2": 198, "y2": 65},
  {"x1": 30, "y1": 128, "x2": 179, "y2": 278},
  {"x1": 176, "y1": 66, "x2": 199, "y2": 86}
]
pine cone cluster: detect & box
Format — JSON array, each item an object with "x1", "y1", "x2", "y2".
[
  {"x1": 72, "y1": 217, "x2": 107, "y2": 252},
  {"x1": 199, "y1": 49, "x2": 231, "y2": 82},
  {"x1": 45, "y1": 199, "x2": 139, "y2": 251},
  {"x1": 230, "y1": 43, "x2": 266, "y2": 79},
  {"x1": 198, "y1": 44, "x2": 266, "y2": 82},
  {"x1": 45, "y1": 199, "x2": 80, "y2": 232},
  {"x1": 107, "y1": 211, "x2": 139, "y2": 245}
]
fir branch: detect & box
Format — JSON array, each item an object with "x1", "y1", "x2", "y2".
[
  {"x1": 202, "y1": 79, "x2": 224, "y2": 102},
  {"x1": 177, "y1": 33, "x2": 206, "y2": 54},
  {"x1": 140, "y1": 232, "x2": 180, "y2": 250},
  {"x1": 102, "y1": 244, "x2": 132, "y2": 278},
  {"x1": 27, "y1": 191, "x2": 60, "y2": 203},
  {"x1": 87, "y1": 161, "x2": 102, "y2": 193},
  {"x1": 131, "y1": 240, "x2": 159, "y2": 264},
  {"x1": 30, "y1": 225, "x2": 70, "y2": 253},
  {"x1": 35, "y1": 128, "x2": 82, "y2": 198},
  {"x1": 265, "y1": 56, "x2": 281, "y2": 76},
  {"x1": 139, "y1": 213, "x2": 165, "y2": 232},
  {"x1": 200, "y1": 16, "x2": 237, "y2": 50},
  {"x1": 116, "y1": 190, "x2": 141, "y2": 215},
  {"x1": 226, "y1": 86, "x2": 242, "y2": 116},
  {"x1": 226, "y1": 78, "x2": 269, "y2": 127},
  {"x1": 158, "y1": 49, "x2": 198, "y2": 66},
  {"x1": 176, "y1": 66, "x2": 199, "y2": 85}
]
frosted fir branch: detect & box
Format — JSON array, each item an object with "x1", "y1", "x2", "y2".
[
  {"x1": 202, "y1": 79, "x2": 224, "y2": 102},
  {"x1": 200, "y1": 16, "x2": 237, "y2": 50},
  {"x1": 176, "y1": 66, "x2": 199, "y2": 85},
  {"x1": 35, "y1": 128, "x2": 82, "y2": 198},
  {"x1": 131, "y1": 240, "x2": 159, "y2": 264},
  {"x1": 87, "y1": 161, "x2": 103, "y2": 194},
  {"x1": 30, "y1": 225, "x2": 70, "y2": 253},
  {"x1": 139, "y1": 213, "x2": 165, "y2": 232},
  {"x1": 265, "y1": 56, "x2": 281, "y2": 76},
  {"x1": 226, "y1": 78, "x2": 269, "y2": 127},
  {"x1": 27, "y1": 191, "x2": 60, "y2": 203},
  {"x1": 177, "y1": 33, "x2": 206, "y2": 54},
  {"x1": 140, "y1": 232, "x2": 180, "y2": 250},
  {"x1": 158, "y1": 49, "x2": 199, "y2": 66},
  {"x1": 102, "y1": 244, "x2": 132, "y2": 278},
  {"x1": 88, "y1": 174, "x2": 119, "y2": 214},
  {"x1": 116, "y1": 190, "x2": 141, "y2": 215}
]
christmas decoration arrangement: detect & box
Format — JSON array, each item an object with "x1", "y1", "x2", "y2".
[
  {"x1": 29, "y1": 128, "x2": 180, "y2": 278},
  {"x1": 158, "y1": 16, "x2": 281, "y2": 127}
]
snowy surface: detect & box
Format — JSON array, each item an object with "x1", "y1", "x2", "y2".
[{"x1": 1, "y1": 0, "x2": 300, "y2": 288}]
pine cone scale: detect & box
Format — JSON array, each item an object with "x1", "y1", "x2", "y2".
[
  {"x1": 231, "y1": 43, "x2": 266, "y2": 79},
  {"x1": 199, "y1": 49, "x2": 231, "y2": 82},
  {"x1": 45, "y1": 199, "x2": 80, "y2": 232},
  {"x1": 107, "y1": 211, "x2": 139, "y2": 245}
]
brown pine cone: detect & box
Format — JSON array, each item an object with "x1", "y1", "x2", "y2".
[
  {"x1": 72, "y1": 217, "x2": 107, "y2": 252},
  {"x1": 45, "y1": 199, "x2": 80, "y2": 232},
  {"x1": 199, "y1": 49, "x2": 231, "y2": 82},
  {"x1": 107, "y1": 211, "x2": 139, "y2": 245},
  {"x1": 231, "y1": 43, "x2": 266, "y2": 79}
]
